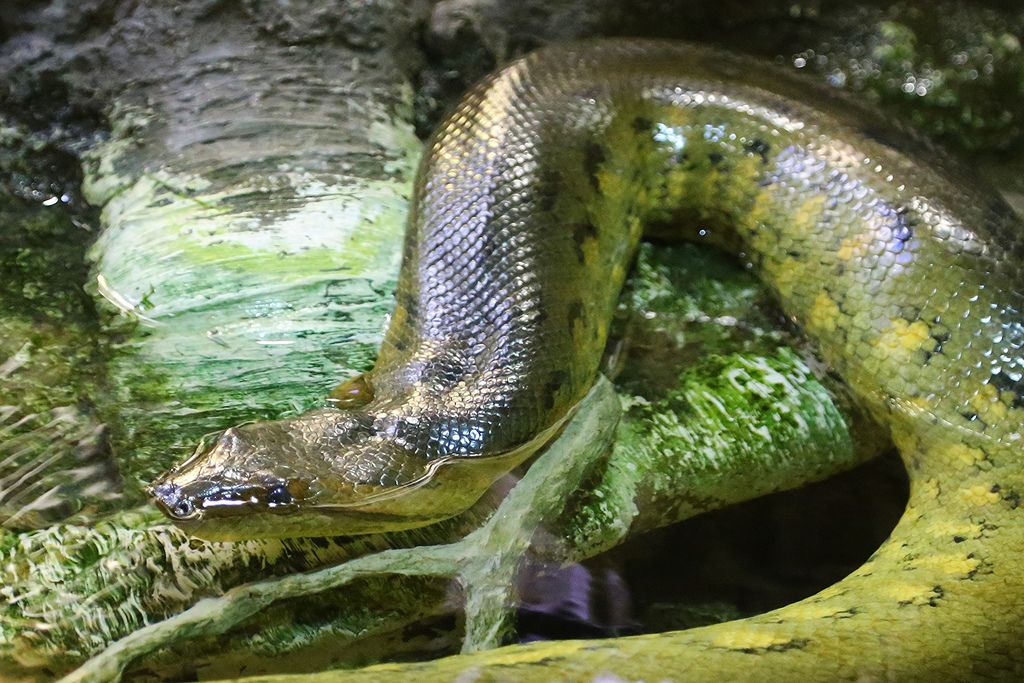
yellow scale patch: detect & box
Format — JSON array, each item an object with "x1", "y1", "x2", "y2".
[
  {"x1": 783, "y1": 602, "x2": 857, "y2": 621},
  {"x1": 791, "y1": 195, "x2": 827, "y2": 237},
  {"x1": 739, "y1": 189, "x2": 776, "y2": 248},
  {"x1": 923, "y1": 518, "x2": 981, "y2": 540},
  {"x1": 874, "y1": 318, "x2": 936, "y2": 361},
  {"x1": 947, "y1": 442, "x2": 987, "y2": 469},
  {"x1": 807, "y1": 292, "x2": 842, "y2": 335},
  {"x1": 835, "y1": 239, "x2": 856, "y2": 261},
  {"x1": 881, "y1": 581, "x2": 941, "y2": 605},
  {"x1": 771, "y1": 259, "x2": 804, "y2": 302},
  {"x1": 969, "y1": 382, "x2": 1014, "y2": 425},
  {"x1": 911, "y1": 554, "x2": 981, "y2": 579},
  {"x1": 580, "y1": 234, "x2": 601, "y2": 266},
  {"x1": 474, "y1": 640, "x2": 586, "y2": 666},
  {"x1": 709, "y1": 627, "x2": 797, "y2": 651},
  {"x1": 959, "y1": 484, "x2": 1002, "y2": 507},
  {"x1": 915, "y1": 476, "x2": 942, "y2": 501},
  {"x1": 836, "y1": 234, "x2": 873, "y2": 261}
]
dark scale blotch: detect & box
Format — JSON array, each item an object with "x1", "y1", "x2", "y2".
[
  {"x1": 328, "y1": 534, "x2": 356, "y2": 545},
  {"x1": 825, "y1": 368, "x2": 845, "y2": 384},
  {"x1": 537, "y1": 168, "x2": 561, "y2": 213},
  {"x1": 930, "y1": 328, "x2": 951, "y2": 356},
  {"x1": 953, "y1": 535, "x2": 966, "y2": 543},
  {"x1": 708, "y1": 152, "x2": 724, "y2": 165},
  {"x1": 543, "y1": 370, "x2": 570, "y2": 411},
  {"x1": 892, "y1": 208, "x2": 913, "y2": 243},
  {"x1": 736, "y1": 639, "x2": 810, "y2": 655},
  {"x1": 996, "y1": 485, "x2": 1021, "y2": 509},
  {"x1": 533, "y1": 305, "x2": 549, "y2": 325},
  {"x1": 632, "y1": 116, "x2": 653, "y2": 133},
  {"x1": 567, "y1": 300, "x2": 585, "y2": 333},
  {"x1": 571, "y1": 223, "x2": 599, "y2": 263},
  {"x1": 986, "y1": 195, "x2": 1020, "y2": 224},
  {"x1": 744, "y1": 138, "x2": 771, "y2": 162},
  {"x1": 988, "y1": 370, "x2": 1024, "y2": 408},
  {"x1": 580, "y1": 643, "x2": 621, "y2": 652},
  {"x1": 523, "y1": 657, "x2": 572, "y2": 668},
  {"x1": 962, "y1": 552, "x2": 984, "y2": 581},
  {"x1": 397, "y1": 286, "x2": 419, "y2": 319},
  {"x1": 960, "y1": 410, "x2": 980, "y2": 423},
  {"x1": 584, "y1": 141, "x2": 606, "y2": 190},
  {"x1": 898, "y1": 304, "x2": 922, "y2": 322}
]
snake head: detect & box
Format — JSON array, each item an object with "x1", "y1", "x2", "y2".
[
  {"x1": 149, "y1": 420, "x2": 312, "y2": 537},
  {"x1": 148, "y1": 408, "x2": 531, "y2": 540}
]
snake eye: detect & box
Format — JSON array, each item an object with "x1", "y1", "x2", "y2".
[
  {"x1": 172, "y1": 498, "x2": 195, "y2": 518},
  {"x1": 266, "y1": 484, "x2": 293, "y2": 506}
]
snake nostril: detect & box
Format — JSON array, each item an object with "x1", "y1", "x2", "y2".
[
  {"x1": 151, "y1": 482, "x2": 176, "y2": 499},
  {"x1": 151, "y1": 483, "x2": 198, "y2": 520}
]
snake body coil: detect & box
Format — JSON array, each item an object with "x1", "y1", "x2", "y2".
[{"x1": 153, "y1": 41, "x2": 1024, "y2": 678}]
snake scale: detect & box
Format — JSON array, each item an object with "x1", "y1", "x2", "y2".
[{"x1": 152, "y1": 41, "x2": 1023, "y2": 679}]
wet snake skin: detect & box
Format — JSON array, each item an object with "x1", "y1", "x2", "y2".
[{"x1": 153, "y1": 41, "x2": 1024, "y2": 679}]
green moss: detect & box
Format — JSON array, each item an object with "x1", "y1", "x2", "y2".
[
  {"x1": 79, "y1": 104, "x2": 419, "y2": 493},
  {"x1": 0, "y1": 121, "x2": 115, "y2": 530},
  {"x1": 787, "y1": 3, "x2": 1024, "y2": 152}
]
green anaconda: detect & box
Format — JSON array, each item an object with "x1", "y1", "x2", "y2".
[{"x1": 152, "y1": 40, "x2": 1024, "y2": 679}]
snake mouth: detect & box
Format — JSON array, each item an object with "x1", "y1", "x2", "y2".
[
  {"x1": 149, "y1": 479, "x2": 301, "y2": 522},
  {"x1": 147, "y1": 449, "x2": 540, "y2": 539},
  {"x1": 149, "y1": 478, "x2": 457, "y2": 539}
]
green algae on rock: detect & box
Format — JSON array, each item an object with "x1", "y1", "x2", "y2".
[
  {"x1": 0, "y1": 118, "x2": 115, "y2": 532},
  {"x1": 560, "y1": 244, "x2": 886, "y2": 560},
  {"x1": 769, "y1": 3, "x2": 1024, "y2": 154},
  {"x1": 80, "y1": 102, "x2": 420, "y2": 496}
]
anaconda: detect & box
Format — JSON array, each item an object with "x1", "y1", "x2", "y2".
[{"x1": 152, "y1": 40, "x2": 1024, "y2": 679}]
